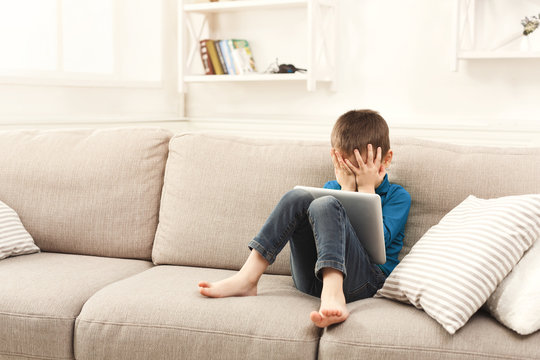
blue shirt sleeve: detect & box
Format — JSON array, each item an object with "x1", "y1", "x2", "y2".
[{"x1": 381, "y1": 187, "x2": 411, "y2": 247}]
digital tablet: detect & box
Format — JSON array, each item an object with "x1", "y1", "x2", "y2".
[{"x1": 294, "y1": 186, "x2": 386, "y2": 264}]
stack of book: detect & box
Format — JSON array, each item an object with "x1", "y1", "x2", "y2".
[{"x1": 200, "y1": 39, "x2": 257, "y2": 75}]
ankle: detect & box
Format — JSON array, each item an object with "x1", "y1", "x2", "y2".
[
  {"x1": 236, "y1": 271, "x2": 257, "y2": 287},
  {"x1": 321, "y1": 286, "x2": 345, "y2": 300},
  {"x1": 238, "y1": 250, "x2": 269, "y2": 284},
  {"x1": 319, "y1": 268, "x2": 344, "y2": 300}
]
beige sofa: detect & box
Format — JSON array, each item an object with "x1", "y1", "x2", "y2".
[{"x1": 0, "y1": 127, "x2": 539, "y2": 360}]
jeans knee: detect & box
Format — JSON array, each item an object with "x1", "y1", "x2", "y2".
[
  {"x1": 308, "y1": 195, "x2": 341, "y2": 215},
  {"x1": 281, "y1": 188, "x2": 314, "y2": 206}
]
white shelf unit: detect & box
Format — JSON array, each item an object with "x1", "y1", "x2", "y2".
[
  {"x1": 184, "y1": 0, "x2": 308, "y2": 12},
  {"x1": 452, "y1": 0, "x2": 540, "y2": 70},
  {"x1": 184, "y1": 73, "x2": 310, "y2": 82},
  {"x1": 179, "y1": 0, "x2": 337, "y2": 91},
  {"x1": 459, "y1": 51, "x2": 540, "y2": 59}
]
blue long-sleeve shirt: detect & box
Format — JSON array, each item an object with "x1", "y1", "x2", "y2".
[{"x1": 323, "y1": 174, "x2": 411, "y2": 276}]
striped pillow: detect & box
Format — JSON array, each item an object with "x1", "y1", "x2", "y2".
[
  {"x1": 0, "y1": 200, "x2": 40, "y2": 260},
  {"x1": 375, "y1": 194, "x2": 540, "y2": 335}
]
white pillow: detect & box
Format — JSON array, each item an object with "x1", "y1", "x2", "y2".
[
  {"x1": 0, "y1": 200, "x2": 40, "y2": 260},
  {"x1": 485, "y1": 237, "x2": 540, "y2": 335},
  {"x1": 375, "y1": 194, "x2": 540, "y2": 335}
]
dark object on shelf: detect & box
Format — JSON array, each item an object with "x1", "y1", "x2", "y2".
[
  {"x1": 263, "y1": 59, "x2": 307, "y2": 74},
  {"x1": 277, "y1": 64, "x2": 307, "y2": 73}
]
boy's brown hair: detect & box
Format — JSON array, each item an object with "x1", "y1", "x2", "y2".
[{"x1": 331, "y1": 109, "x2": 390, "y2": 156}]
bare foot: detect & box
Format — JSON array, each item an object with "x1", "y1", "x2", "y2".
[
  {"x1": 310, "y1": 294, "x2": 349, "y2": 328},
  {"x1": 198, "y1": 273, "x2": 257, "y2": 298}
]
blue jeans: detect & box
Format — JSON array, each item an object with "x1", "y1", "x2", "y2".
[{"x1": 248, "y1": 189, "x2": 387, "y2": 303}]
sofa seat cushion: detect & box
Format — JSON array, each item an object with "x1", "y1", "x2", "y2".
[
  {"x1": 0, "y1": 252, "x2": 153, "y2": 360},
  {"x1": 75, "y1": 266, "x2": 322, "y2": 360},
  {"x1": 318, "y1": 298, "x2": 540, "y2": 360}
]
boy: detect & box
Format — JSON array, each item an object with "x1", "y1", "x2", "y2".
[{"x1": 198, "y1": 109, "x2": 411, "y2": 328}]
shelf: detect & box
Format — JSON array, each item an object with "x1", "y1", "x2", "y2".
[
  {"x1": 458, "y1": 51, "x2": 540, "y2": 59},
  {"x1": 185, "y1": 73, "x2": 326, "y2": 82},
  {"x1": 184, "y1": 0, "x2": 308, "y2": 14},
  {"x1": 452, "y1": 0, "x2": 540, "y2": 70},
  {"x1": 180, "y1": 0, "x2": 337, "y2": 91}
]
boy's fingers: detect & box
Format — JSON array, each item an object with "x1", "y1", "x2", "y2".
[
  {"x1": 330, "y1": 149, "x2": 337, "y2": 166},
  {"x1": 344, "y1": 158, "x2": 358, "y2": 170},
  {"x1": 345, "y1": 159, "x2": 358, "y2": 174},
  {"x1": 338, "y1": 155, "x2": 349, "y2": 173},
  {"x1": 354, "y1": 149, "x2": 366, "y2": 169},
  {"x1": 338, "y1": 154, "x2": 354, "y2": 174},
  {"x1": 375, "y1": 146, "x2": 382, "y2": 166},
  {"x1": 336, "y1": 152, "x2": 345, "y2": 164},
  {"x1": 367, "y1": 144, "x2": 374, "y2": 164},
  {"x1": 331, "y1": 149, "x2": 341, "y2": 170}
]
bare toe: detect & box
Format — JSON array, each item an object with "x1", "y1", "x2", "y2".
[
  {"x1": 322, "y1": 308, "x2": 339, "y2": 317},
  {"x1": 310, "y1": 311, "x2": 323, "y2": 325},
  {"x1": 198, "y1": 281, "x2": 211, "y2": 288},
  {"x1": 199, "y1": 287, "x2": 211, "y2": 297}
]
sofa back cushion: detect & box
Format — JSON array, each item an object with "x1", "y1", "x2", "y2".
[
  {"x1": 389, "y1": 137, "x2": 540, "y2": 259},
  {"x1": 152, "y1": 133, "x2": 333, "y2": 275},
  {"x1": 0, "y1": 127, "x2": 172, "y2": 260},
  {"x1": 153, "y1": 133, "x2": 540, "y2": 275}
]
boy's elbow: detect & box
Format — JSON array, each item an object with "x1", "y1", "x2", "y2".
[
  {"x1": 392, "y1": 189, "x2": 411, "y2": 213},
  {"x1": 399, "y1": 190, "x2": 411, "y2": 210},
  {"x1": 402, "y1": 189, "x2": 411, "y2": 203},
  {"x1": 404, "y1": 192, "x2": 411, "y2": 210}
]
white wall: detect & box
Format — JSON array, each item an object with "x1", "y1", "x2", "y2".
[
  {"x1": 183, "y1": 0, "x2": 540, "y2": 146},
  {"x1": 1, "y1": 0, "x2": 539, "y2": 147},
  {"x1": 0, "y1": 0, "x2": 182, "y2": 128}
]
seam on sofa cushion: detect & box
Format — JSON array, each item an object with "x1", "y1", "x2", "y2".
[
  {"x1": 77, "y1": 318, "x2": 320, "y2": 343},
  {"x1": 390, "y1": 137, "x2": 540, "y2": 156},
  {"x1": 0, "y1": 311, "x2": 73, "y2": 321},
  {"x1": 151, "y1": 138, "x2": 174, "y2": 266},
  {"x1": 0, "y1": 350, "x2": 73, "y2": 360},
  {"x1": 0, "y1": 313, "x2": 75, "y2": 359},
  {"x1": 319, "y1": 339, "x2": 536, "y2": 360},
  {"x1": 170, "y1": 132, "x2": 330, "y2": 148}
]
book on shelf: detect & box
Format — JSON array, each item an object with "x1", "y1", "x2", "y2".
[
  {"x1": 218, "y1": 40, "x2": 236, "y2": 75},
  {"x1": 202, "y1": 39, "x2": 223, "y2": 75},
  {"x1": 232, "y1": 39, "x2": 257, "y2": 73},
  {"x1": 214, "y1": 41, "x2": 228, "y2": 74},
  {"x1": 199, "y1": 40, "x2": 214, "y2": 75},
  {"x1": 227, "y1": 39, "x2": 243, "y2": 74},
  {"x1": 198, "y1": 38, "x2": 257, "y2": 75}
]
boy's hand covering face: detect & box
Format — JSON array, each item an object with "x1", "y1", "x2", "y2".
[
  {"x1": 344, "y1": 144, "x2": 386, "y2": 193},
  {"x1": 330, "y1": 148, "x2": 357, "y2": 192}
]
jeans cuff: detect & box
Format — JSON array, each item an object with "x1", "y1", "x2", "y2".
[
  {"x1": 248, "y1": 239, "x2": 276, "y2": 265},
  {"x1": 314, "y1": 260, "x2": 347, "y2": 282}
]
